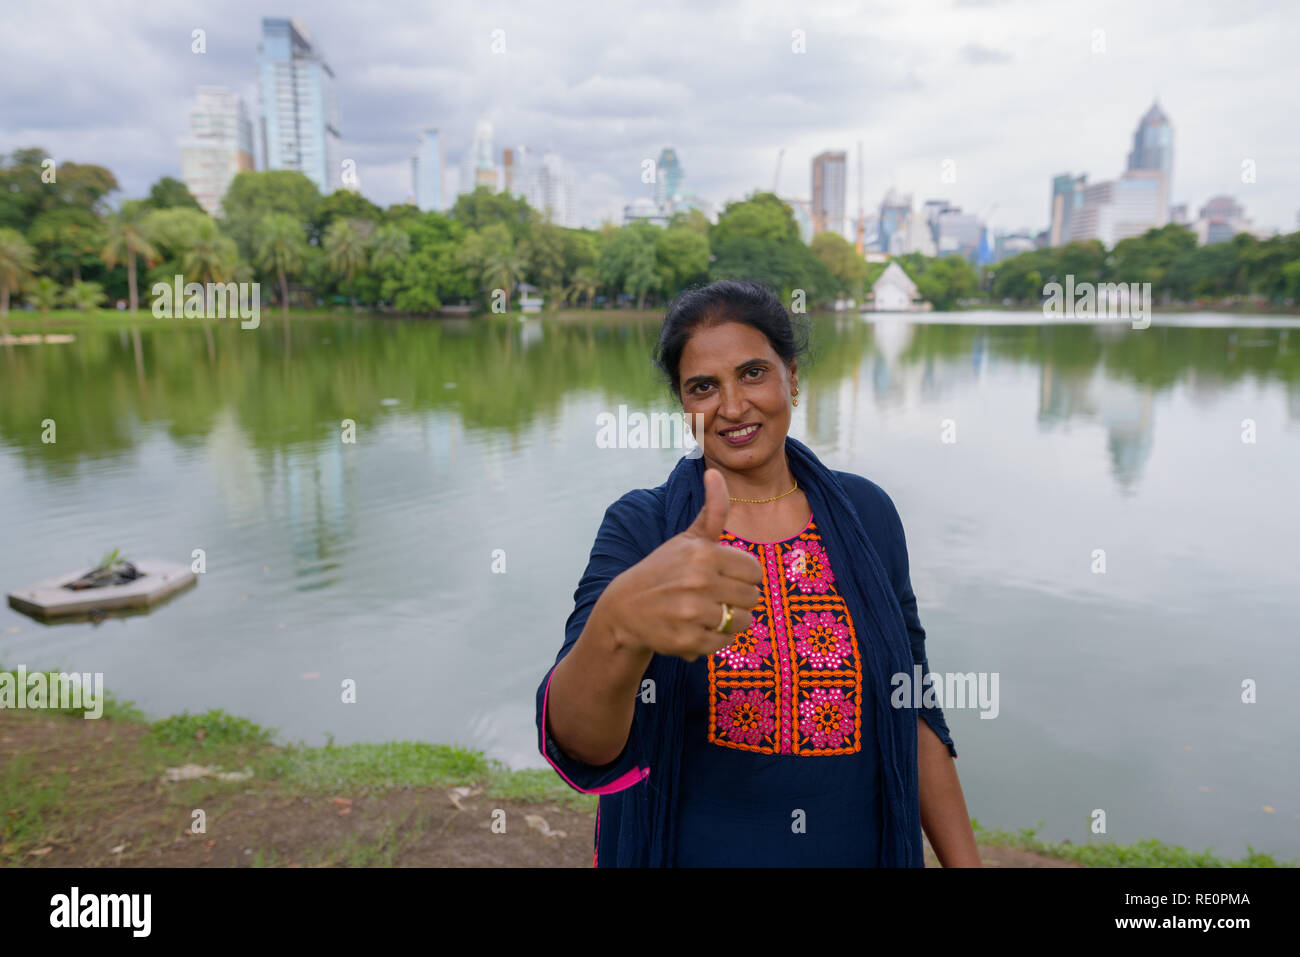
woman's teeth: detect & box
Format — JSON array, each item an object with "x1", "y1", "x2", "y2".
[{"x1": 722, "y1": 425, "x2": 758, "y2": 437}]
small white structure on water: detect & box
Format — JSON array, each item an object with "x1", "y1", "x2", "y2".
[
  {"x1": 7, "y1": 560, "x2": 197, "y2": 620},
  {"x1": 517, "y1": 282, "x2": 544, "y2": 314},
  {"x1": 865, "y1": 261, "x2": 930, "y2": 312}
]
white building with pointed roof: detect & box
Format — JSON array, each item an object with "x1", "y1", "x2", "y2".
[{"x1": 866, "y1": 261, "x2": 928, "y2": 312}]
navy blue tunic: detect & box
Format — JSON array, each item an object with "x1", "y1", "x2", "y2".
[{"x1": 536, "y1": 459, "x2": 956, "y2": 867}]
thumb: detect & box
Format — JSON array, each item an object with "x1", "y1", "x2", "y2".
[{"x1": 684, "y1": 468, "x2": 730, "y2": 541}]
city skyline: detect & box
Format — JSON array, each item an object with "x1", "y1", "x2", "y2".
[{"x1": 2, "y1": 0, "x2": 1297, "y2": 234}]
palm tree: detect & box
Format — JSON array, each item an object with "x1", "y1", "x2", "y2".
[
  {"x1": 100, "y1": 202, "x2": 158, "y2": 312},
  {"x1": 567, "y1": 265, "x2": 600, "y2": 309},
  {"x1": 483, "y1": 247, "x2": 526, "y2": 308},
  {"x1": 368, "y1": 224, "x2": 411, "y2": 273},
  {"x1": 254, "y1": 213, "x2": 307, "y2": 319},
  {"x1": 0, "y1": 228, "x2": 36, "y2": 316},
  {"x1": 27, "y1": 276, "x2": 61, "y2": 314},
  {"x1": 181, "y1": 218, "x2": 238, "y2": 312},
  {"x1": 64, "y1": 280, "x2": 107, "y2": 312},
  {"x1": 324, "y1": 219, "x2": 368, "y2": 306}
]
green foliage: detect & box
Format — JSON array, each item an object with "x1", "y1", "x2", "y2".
[
  {"x1": 222, "y1": 170, "x2": 322, "y2": 258},
  {"x1": 811, "y1": 230, "x2": 868, "y2": 297},
  {"x1": 64, "y1": 279, "x2": 107, "y2": 311},
  {"x1": 25, "y1": 275, "x2": 61, "y2": 312},
  {"x1": 709, "y1": 192, "x2": 836, "y2": 305},
  {"x1": 146, "y1": 176, "x2": 203, "y2": 211},
  {"x1": 990, "y1": 226, "x2": 1300, "y2": 306},
  {"x1": 150, "y1": 709, "x2": 275, "y2": 747},
  {"x1": 599, "y1": 223, "x2": 660, "y2": 309},
  {"x1": 970, "y1": 819, "x2": 1294, "y2": 868}
]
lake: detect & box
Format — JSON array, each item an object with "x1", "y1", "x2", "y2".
[{"x1": 1, "y1": 309, "x2": 1297, "y2": 860}]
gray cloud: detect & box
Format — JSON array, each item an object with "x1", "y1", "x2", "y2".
[{"x1": 1, "y1": 0, "x2": 1297, "y2": 233}]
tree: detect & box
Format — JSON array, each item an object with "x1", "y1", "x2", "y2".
[
  {"x1": 655, "y1": 226, "x2": 710, "y2": 295},
  {"x1": 316, "y1": 189, "x2": 383, "y2": 237},
  {"x1": 519, "y1": 222, "x2": 566, "y2": 295},
  {"x1": 914, "y1": 255, "x2": 980, "y2": 310},
  {"x1": 599, "y1": 225, "x2": 660, "y2": 309},
  {"x1": 451, "y1": 187, "x2": 536, "y2": 243},
  {"x1": 222, "y1": 170, "x2": 322, "y2": 257},
  {"x1": 27, "y1": 207, "x2": 104, "y2": 283},
  {"x1": 0, "y1": 227, "x2": 36, "y2": 315},
  {"x1": 323, "y1": 219, "x2": 368, "y2": 305},
  {"x1": 64, "y1": 280, "x2": 107, "y2": 312},
  {"x1": 26, "y1": 276, "x2": 61, "y2": 314},
  {"x1": 181, "y1": 218, "x2": 238, "y2": 310},
  {"x1": 146, "y1": 176, "x2": 202, "y2": 211},
  {"x1": 811, "y1": 230, "x2": 868, "y2": 297},
  {"x1": 255, "y1": 213, "x2": 309, "y2": 318},
  {"x1": 711, "y1": 191, "x2": 800, "y2": 247},
  {"x1": 100, "y1": 200, "x2": 159, "y2": 312},
  {"x1": 368, "y1": 224, "x2": 411, "y2": 274},
  {"x1": 565, "y1": 265, "x2": 600, "y2": 308}
]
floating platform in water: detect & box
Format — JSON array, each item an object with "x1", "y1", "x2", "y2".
[{"x1": 7, "y1": 559, "x2": 197, "y2": 620}]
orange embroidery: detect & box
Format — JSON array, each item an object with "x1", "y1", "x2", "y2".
[{"x1": 708, "y1": 521, "x2": 863, "y2": 756}]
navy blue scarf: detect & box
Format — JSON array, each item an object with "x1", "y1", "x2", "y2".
[{"x1": 614, "y1": 434, "x2": 924, "y2": 866}]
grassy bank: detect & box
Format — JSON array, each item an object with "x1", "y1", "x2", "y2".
[{"x1": 0, "y1": 670, "x2": 1291, "y2": 867}]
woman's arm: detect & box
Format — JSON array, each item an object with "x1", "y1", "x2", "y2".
[
  {"x1": 545, "y1": 579, "x2": 655, "y2": 767},
  {"x1": 918, "y1": 717, "x2": 981, "y2": 866}
]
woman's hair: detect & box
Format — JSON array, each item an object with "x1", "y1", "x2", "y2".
[{"x1": 653, "y1": 279, "x2": 811, "y2": 399}]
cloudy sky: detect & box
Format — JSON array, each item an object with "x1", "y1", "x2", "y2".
[{"x1": 3, "y1": 0, "x2": 1298, "y2": 233}]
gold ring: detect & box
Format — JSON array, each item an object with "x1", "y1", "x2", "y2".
[{"x1": 713, "y1": 602, "x2": 733, "y2": 633}]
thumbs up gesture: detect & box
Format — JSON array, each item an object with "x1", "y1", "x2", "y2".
[{"x1": 599, "y1": 469, "x2": 765, "y2": 662}]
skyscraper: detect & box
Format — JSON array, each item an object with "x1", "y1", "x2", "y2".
[
  {"x1": 459, "y1": 120, "x2": 498, "y2": 194},
  {"x1": 654, "y1": 148, "x2": 683, "y2": 208},
  {"x1": 1048, "y1": 173, "x2": 1087, "y2": 246},
  {"x1": 412, "y1": 129, "x2": 444, "y2": 212},
  {"x1": 877, "y1": 188, "x2": 912, "y2": 254},
  {"x1": 509, "y1": 146, "x2": 576, "y2": 227},
  {"x1": 257, "y1": 18, "x2": 342, "y2": 194},
  {"x1": 179, "y1": 86, "x2": 254, "y2": 215},
  {"x1": 1127, "y1": 101, "x2": 1173, "y2": 213},
  {"x1": 812, "y1": 151, "x2": 847, "y2": 237}
]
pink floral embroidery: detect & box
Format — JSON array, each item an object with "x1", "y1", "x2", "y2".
[
  {"x1": 799, "y1": 688, "x2": 853, "y2": 749},
  {"x1": 715, "y1": 688, "x2": 776, "y2": 746},
  {"x1": 783, "y1": 539, "x2": 833, "y2": 594},
  {"x1": 792, "y1": 610, "x2": 852, "y2": 669},
  {"x1": 717, "y1": 620, "x2": 771, "y2": 670}
]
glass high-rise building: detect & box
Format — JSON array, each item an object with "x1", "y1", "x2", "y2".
[
  {"x1": 812, "y1": 151, "x2": 847, "y2": 237},
  {"x1": 654, "y1": 148, "x2": 683, "y2": 208},
  {"x1": 412, "y1": 129, "x2": 444, "y2": 212},
  {"x1": 179, "y1": 86, "x2": 254, "y2": 215},
  {"x1": 257, "y1": 18, "x2": 342, "y2": 194},
  {"x1": 459, "y1": 120, "x2": 498, "y2": 194},
  {"x1": 1127, "y1": 101, "x2": 1173, "y2": 211}
]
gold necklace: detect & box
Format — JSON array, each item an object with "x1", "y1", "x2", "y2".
[{"x1": 729, "y1": 478, "x2": 799, "y2": 504}]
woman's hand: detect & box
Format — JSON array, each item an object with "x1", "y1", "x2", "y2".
[{"x1": 598, "y1": 469, "x2": 764, "y2": 662}]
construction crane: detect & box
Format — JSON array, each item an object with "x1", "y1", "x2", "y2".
[{"x1": 773, "y1": 148, "x2": 785, "y2": 194}]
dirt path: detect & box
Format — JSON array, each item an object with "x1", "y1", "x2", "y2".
[{"x1": 0, "y1": 711, "x2": 1074, "y2": 867}]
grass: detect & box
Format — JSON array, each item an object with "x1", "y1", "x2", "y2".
[
  {"x1": 970, "y1": 818, "x2": 1295, "y2": 868},
  {"x1": 0, "y1": 667, "x2": 1289, "y2": 866}
]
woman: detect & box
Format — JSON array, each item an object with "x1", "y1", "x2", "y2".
[{"x1": 536, "y1": 279, "x2": 979, "y2": 867}]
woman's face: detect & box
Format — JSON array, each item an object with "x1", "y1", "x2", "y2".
[{"x1": 677, "y1": 320, "x2": 797, "y2": 473}]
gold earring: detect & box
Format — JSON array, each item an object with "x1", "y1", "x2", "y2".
[{"x1": 792, "y1": 388, "x2": 799, "y2": 407}]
